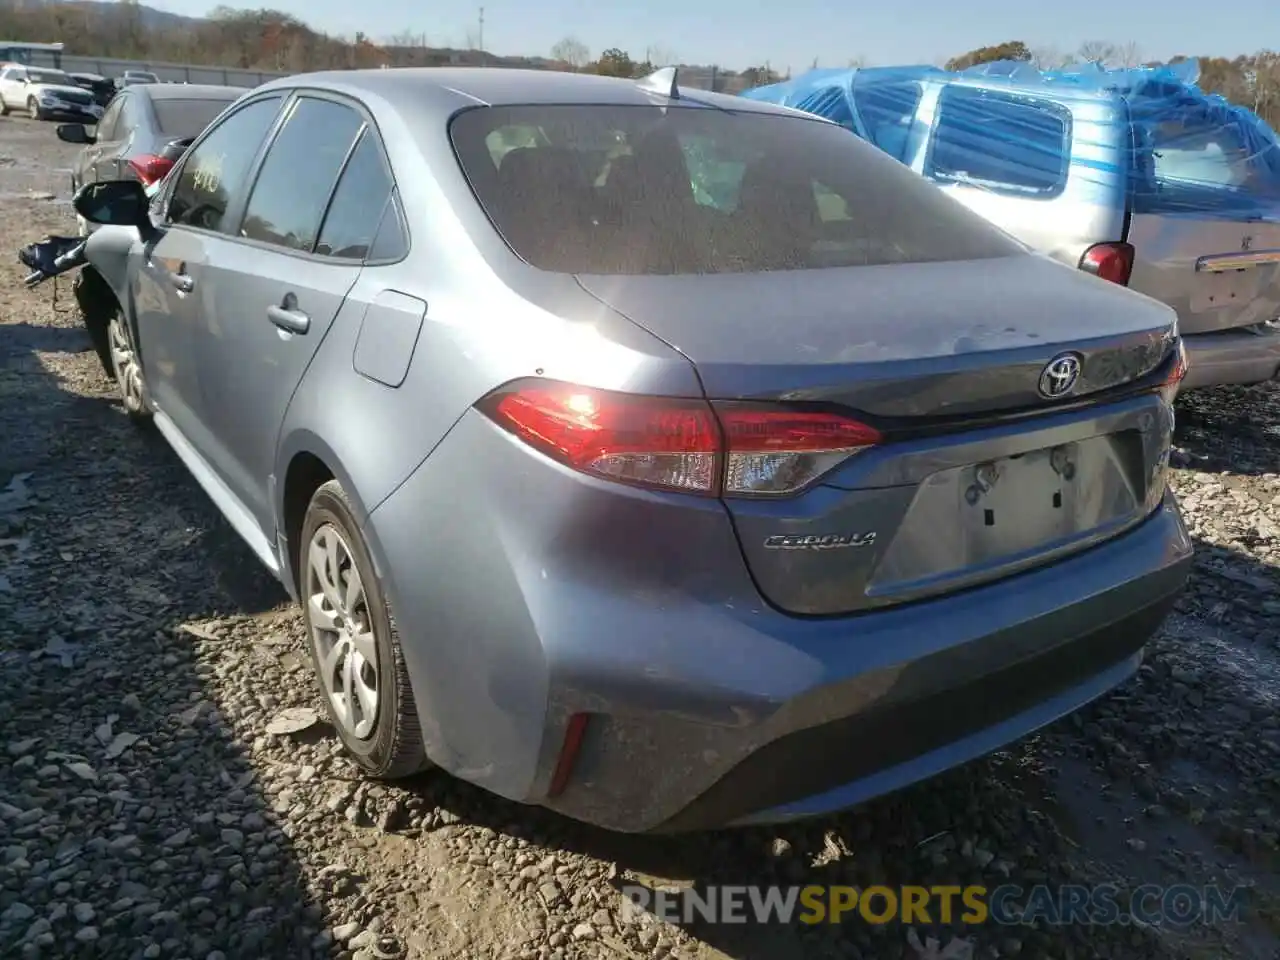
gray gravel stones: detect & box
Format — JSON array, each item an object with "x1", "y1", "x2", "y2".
[{"x1": 0, "y1": 119, "x2": 1278, "y2": 959}]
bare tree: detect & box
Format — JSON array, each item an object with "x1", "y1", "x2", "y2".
[
  {"x1": 550, "y1": 36, "x2": 590, "y2": 70},
  {"x1": 645, "y1": 44, "x2": 678, "y2": 67},
  {"x1": 1115, "y1": 41, "x2": 1142, "y2": 67},
  {"x1": 387, "y1": 29, "x2": 425, "y2": 48},
  {"x1": 1031, "y1": 45, "x2": 1073, "y2": 70},
  {"x1": 1077, "y1": 40, "x2": 1120, "y2": 66}
]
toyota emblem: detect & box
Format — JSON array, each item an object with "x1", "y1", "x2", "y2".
[{"x1": 1038, "y1": 352, "x2": 1082, "y2": 399}]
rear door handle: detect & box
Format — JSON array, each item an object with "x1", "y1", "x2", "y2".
[{"x1": 267, "y1": 302, "x2": 310, "y2": 335}]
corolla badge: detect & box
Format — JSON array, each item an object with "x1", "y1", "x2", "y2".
[
  {"x1": 763, "y1": 532, "x2": 877, "y2": 550},
  {"x1": 1038, "y1": 352, "x2": 1082, "y2": 399}
]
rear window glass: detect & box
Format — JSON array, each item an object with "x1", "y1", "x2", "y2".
[
  {"x1": 153, "y1": 98, "x2": 236, "y2": 138},
  {"x1": 449, "y1": 104, "x2": 1023, "y2": 275},
  {"x1": 925, "y1": 87, "x2": 1070, "y2": 197},
  {"x1": 1146, "y1": 115, "x2": 1269, "y2": 191}
]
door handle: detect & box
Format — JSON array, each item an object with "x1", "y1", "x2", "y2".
[
  {"x1": 267, "y1": 301, "x2": 310, "y2": 335},
  {"x1": 169, "y1": 271, "x2": 194, "y2": 293}
]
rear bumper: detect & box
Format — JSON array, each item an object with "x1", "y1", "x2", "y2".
[
  {"x1": 1181, "y1": 323, "x2": 1280, "y2": 389},
  {"x1": 368, "y1": 405, "x2": 1193, "y2": 833},
  {"x1": 666, "y1": 594, "x2": 1173, "y2": 831}
]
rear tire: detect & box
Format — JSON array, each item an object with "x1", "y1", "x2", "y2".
[
  {"x1": 0, "y1": 97, "x2": 9, "y2": 116},
  {"x1": 298, "y1": 480, "x2": 430, "y2": 779}
]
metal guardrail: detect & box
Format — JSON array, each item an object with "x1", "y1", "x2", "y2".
[
  {"x1": 24, "y1": 52, "x2": 284, "y2": 87},
  {"x1": 18, "y1": 50, "x2": 753, "y2": 94}
]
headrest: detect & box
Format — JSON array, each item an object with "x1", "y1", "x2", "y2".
[{"x1": 497, "y1": 146, "x2": 590, "y2": 198}]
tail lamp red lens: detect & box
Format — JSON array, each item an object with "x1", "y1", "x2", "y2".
[
  {"x1": 1158, "y1": 339, "x2": 1188, "y2": 404},
  {"x1": 128, "y1": 154, "x2": 174, "y2": 186},
  {"x1": 478, "y1": 379, "x2": 881, "y2": 497},
  {"x1": 1078, "y1": 242, "x2": 1135, "y2": 286}
]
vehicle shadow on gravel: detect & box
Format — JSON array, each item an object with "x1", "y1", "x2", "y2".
[
  {"x1": 1174, "y1": 383, "x2": 1280, "y2": 477},
  {"x1": 0, "y1": 318, "x2": 329, "y2": 958}
]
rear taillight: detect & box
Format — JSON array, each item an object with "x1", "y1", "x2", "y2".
[
  {"x1": 128, "y1": 154, "x2": 174, "y2": 186},
  {"x1": 1079, "y1": 242, "x2": 1135, "y2": 286},
  {"x1": 715, "y1": 403, "x2": 882, "y2": 495},
  {"x1": 478, "y1": 379, "x2": 881, "y2": 498},
  {"x1": 1158, "y1": 339, "x2": 1188, "y2": 405}
]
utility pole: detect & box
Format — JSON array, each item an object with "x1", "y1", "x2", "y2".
[{"x1": 478, "y1": 7, "x2": 484, "y2": 52}]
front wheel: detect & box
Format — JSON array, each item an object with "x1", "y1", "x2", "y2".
[
  {"x1": 107, "y1": 311, "x2": 151, "y2": 422},
  {"x1": 298, "y1": 480, "x2": 429, "y2": 779}
]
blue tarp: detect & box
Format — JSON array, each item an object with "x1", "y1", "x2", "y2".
[{"x1": 739, "y1": 59, "x2": 1280, "y2": 207}]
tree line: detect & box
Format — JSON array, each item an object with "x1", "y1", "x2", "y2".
[{"x1": 0, "y1": 2, "x2": 1276, "y2": 127}]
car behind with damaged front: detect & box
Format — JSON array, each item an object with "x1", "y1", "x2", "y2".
[{"x1": 70, "y1": 66, "x2": 1193, "y2": 834}]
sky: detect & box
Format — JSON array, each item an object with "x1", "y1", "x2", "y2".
[{"x1": 141, "y1": 0, "x2": 1280, "y2": 74}]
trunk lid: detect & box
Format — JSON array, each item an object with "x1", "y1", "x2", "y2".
[
  {"x1": 576, "y1": 251, "x2": 1176, "y2": 419},
  {"x1": 578, "y1": 251, "x2": 1179, "y2": 616}
]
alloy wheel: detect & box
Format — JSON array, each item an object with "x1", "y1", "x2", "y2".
[
  {"x1": 107, "y1": 314, "x2": 145, "y2": 412},
  {"x1": 305, "y1": 524, "x2": 380, "y2": 740}
]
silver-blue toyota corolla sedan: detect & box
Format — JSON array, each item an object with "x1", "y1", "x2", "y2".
[{"x1": 72, "y1": 66, "x2": 1193, "y2": 833}]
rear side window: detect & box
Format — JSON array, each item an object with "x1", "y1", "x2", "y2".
[
  {"x1": 449, "y1": 104, "x2": 1022, "y2": 275},
  {"x1": 368, "y1": 197, "x2": 409, "y2": 261},
  {"x1": 120, "y1": 94, "x2": 144, "y2": 133},
  {"x1": 153, "y1": 98, "x2": 236, "y2": 139},
  {"x1": 925, "y1": 87, "x2": 1070, "y2": 197},
  {"x1": 96, "y1": 96, "x2": 125, "y2": 140},
  {"x1": 167, "y1": 95, "x2": 283, "y2": 232},
  {"x1": 315, "y1": 129, "x2": 398, "y2": 259},
  {"x1": 852, "y1": 81, "x2": 922, "y2": 163},
  {"x1": 240, "y1": 97, "x2": 365, "y2": 252}
]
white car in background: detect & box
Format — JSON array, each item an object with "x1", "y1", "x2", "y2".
[
  {"x1": 117, "y1": 69, "x2": 160, "y2": 88},
  {"x1": 0, "y1": 64, "x2": 104, "y2": 122}
]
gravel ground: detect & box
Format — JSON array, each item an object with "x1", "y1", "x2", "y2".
[{"x1": 1, "y1": 114, "x2": 1278, "y2": 960}]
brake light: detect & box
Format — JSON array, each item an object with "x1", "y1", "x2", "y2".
[
  {"x1": 1079, "y1": 242, "x2": 1135, "y2": 286},
  {"x1": 128, "y1": 153, "x2": 174, "y2": 186},
  {"x1": 478, "y1": 379, "x2": 881, "y2": 497}
]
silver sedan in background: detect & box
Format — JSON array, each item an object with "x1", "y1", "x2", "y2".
[{"x1": 72, "y1": 66, "x2": 1192, "y2": 833}]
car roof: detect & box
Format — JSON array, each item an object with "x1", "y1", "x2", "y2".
[
  {"x1": 136, "y1": 83, "x2": 245, "y2": 101},
  {"x1": 256, "y1": 67, "x2": 820, "y2": 121}
]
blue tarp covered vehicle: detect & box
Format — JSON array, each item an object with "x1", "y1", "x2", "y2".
[
  {"x1": 739, "y1": 59, "x2": 1280, "y2": 204},
  {"x1": 739, "y1": 59, "x2": 1280, "y2": 391}
]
